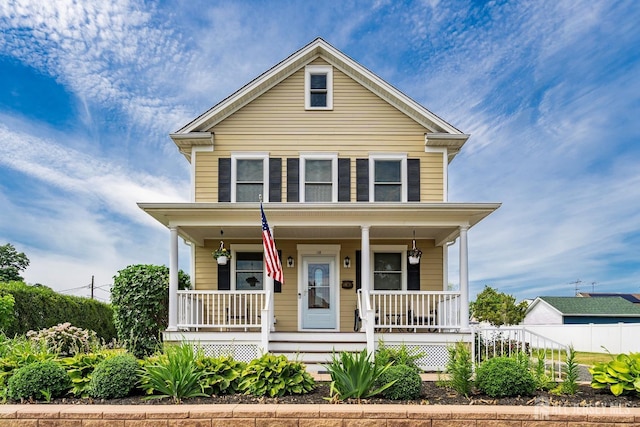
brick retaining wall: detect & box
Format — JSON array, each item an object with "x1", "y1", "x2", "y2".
[{"x1": 0, "y1": 404, "x2": 639, "y2": 426}]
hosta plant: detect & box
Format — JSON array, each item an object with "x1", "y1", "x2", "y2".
[
  {"x1": 238, "y1": 353, "x2": 314, "y2": 397},
  {"x1": 196, "y1": 355, "x2": 246, "y2": 396},
  {"x1": 590, "y1": 352, "x2": 640, "y2": 396},
  {"x1": 60, "y1": 351, "x2": 111, "y2": 396}
]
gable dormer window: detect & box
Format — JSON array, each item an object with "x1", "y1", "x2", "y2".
[
  {"x1": 305, "y1": 65, "x2": 333, "y2": 110},
  {"x1": 231, "y1": 154, "x2": 269, "y2": 202}
]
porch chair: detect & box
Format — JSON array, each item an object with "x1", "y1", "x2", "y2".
[{"x1": 408, "y1": 307, "x2": 438, "y2": 333}]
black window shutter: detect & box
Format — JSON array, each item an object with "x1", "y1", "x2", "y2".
[
  {"x1": 287, "y1": 158, "x2": 299, "y2": 202},
  {"x1": 355, "y1": 250, "x2": 361, "y2": 292},
  {"x1": 218, "y1": 158, "x2": 231, "y2": 202},
  {"x1": 269, "y1": 158, "x2": 282, "y2": 202},
  {"x1": 407, "y1": 262, "x2": 420, "y2": 290},
  {"x1": 274, "y1": 250, "x2": 282, "y2": 293},
  {"x1": 407, "y1": 158, "x2": 420, "y2": 202},
  {"x1": 338, "y1": 158, "x2": 351, "y2": 202},
  {"x1": 218, "y1": 262, "x2": 231, "y2": 290},
  {"x1": 356, "y1": 159, "x2": 369, "y2": 202}
]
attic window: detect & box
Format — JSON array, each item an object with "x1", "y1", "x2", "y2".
[{"x1": 305, "y1": 65, "x2": 333, "y2": 110}]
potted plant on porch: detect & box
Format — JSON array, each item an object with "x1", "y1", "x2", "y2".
[
  {"x1": 408, "y1": 247, "x2": 422, "y2": 265},
  {"x1": 213, "y1": 241, "x2": 232, "y2": 265}
]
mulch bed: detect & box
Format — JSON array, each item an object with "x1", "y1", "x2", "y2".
[{"x1": 15, "y1": 383, "x2": 640, "y2": 407}]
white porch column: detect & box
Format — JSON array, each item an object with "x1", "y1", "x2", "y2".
[
  {"x1": 168, "y1": 226, "x2": 179, "y2": 331},
  {"x1": 361, "y1": 226, "x2": 375, "y2": 355},
  {"x1": 459, "y1": 225, "x2": 470, "y2": 331},
  {"x1": 361, "y1": 226, "x2": 370, "y2": 292}
]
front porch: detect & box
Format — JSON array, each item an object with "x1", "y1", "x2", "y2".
[{"x1": 165, "y1": 289, "x2": 471, "y2": 371}]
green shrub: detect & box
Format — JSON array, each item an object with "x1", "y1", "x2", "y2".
[
  {"x1": 27, "y1": 323, "x2": 100, "y2": 356},
  {"x1": 445, "y1": 341, "x2": 474, "y2": 396},
  {"x1": 376, "y1": 364, "x2": 422, "y2": 400},
  {"x1": 196, "y1": 355, "x2": 245, "y2": 395},
  {"x1": 111, "y1": 265, "x2": 189, "y2": 358},
  {"x1": 475, "y1": 356, "x2": 536, "y2": 398},
  {"x1": 375, "y1": 342, "x2": 424, "y2": 372},
  {"x1": 325, "y1": 349, "x2": 394, "y2": 401},
  {"x1": 8, "y1": 360, "x2": 70, "y2": 401},
  {"x1": 239, "y1": 353, "x2": 314, "y2": 397},
  {"x1": 0, "y1": 294, "x2": 15, "y2": 332},
  {"x1": 89, "y1": 354, "x2": 139, "y2": 399},
  {"x1": 0, "y1": 281, "x2": 116, "y2": 341},
  {"x1": 590, "y1": 352, "x2": 640, "y2": 396},
  {"x1": 138, "y1": 343, "x2": 206, "y2": 403},
  {"x1": 0, "y1": 336, "x2": 56, "y2": 401}
]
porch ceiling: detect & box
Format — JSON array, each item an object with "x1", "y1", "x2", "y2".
[{"x1": 138, "y1": 202, "x2": 500, "y2": 246}]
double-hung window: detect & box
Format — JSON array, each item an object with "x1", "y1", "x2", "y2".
[
  {"x1": 305, "y1": 65, "x2": 333, "y2": 110},
  {"x1": 232, "y1": 154, "x2": 268, "y2": 202},
  {"x1": 369, "y1": 155, "x2": 407, "y2": 202},
  {"x1": 234, "y1": 251, "x2": 264, "y2": 291},
  {"x1": 300, "y1": 154, "x2": 337, "y2": 202},
  {"x1": 372, "y1": 252, "x2": 404, "y2": 290}
]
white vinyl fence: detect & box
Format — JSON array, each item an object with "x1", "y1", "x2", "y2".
[{"x1": 523, "y1": 323, "x2": 640, "y2": 354}]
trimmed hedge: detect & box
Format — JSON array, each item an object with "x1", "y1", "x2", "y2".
[{"x1": 0, "y1": 281, "x2": 116, "y2": 341}]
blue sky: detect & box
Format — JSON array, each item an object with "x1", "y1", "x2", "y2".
[{"x1": 1, "y1": 0, "x2": 638, "y2": 302}]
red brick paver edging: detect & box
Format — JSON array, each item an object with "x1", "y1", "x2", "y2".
[{"x1": 0, "y1": 404, "x2": 638, "y2": 426}]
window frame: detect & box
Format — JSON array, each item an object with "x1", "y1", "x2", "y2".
[
  {"x1": 300, "y1": 153, "x2": 338, "y2": 202},
  {"x1": 231, "y1": 244, "x2": 264, "y2": 291},
  {"x1": 305, "y1": 65, "x2": 333, "y2": 110},
  {"x1": 370, "y1": 245, "x2": 408, "y2": 291},
  {"x1": 369, "y1": 154, "x2": 407, "y2": 202},
  {"x1": 231, "y1": 153, "x2": 269, "y2": 203}
]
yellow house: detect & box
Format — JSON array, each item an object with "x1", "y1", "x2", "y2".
[{"x1": 139, "y1": 38, "x2": 500, "y2": 370}]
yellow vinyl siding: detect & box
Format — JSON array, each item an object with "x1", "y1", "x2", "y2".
[
  {"x1": 194, "y1": 239, "x2": 442, "y2": 332},
  {"x1": 192, "y1": 58, "x2": 445, "y2": 202}
]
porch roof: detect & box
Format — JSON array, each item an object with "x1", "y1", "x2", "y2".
[{"x1": 138, "y1": 202, "x2": 500, "y2": 246}]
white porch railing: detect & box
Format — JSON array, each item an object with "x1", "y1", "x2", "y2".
[
  {"x1": 367, "y1": 290, "x2": 462, "y2": 331},
  {"x1": 177, "y1": 290, "x2": 267, "y2": 330},
  {"x1": 472, "y1": 325, "x2": 569, "y2": 381}
]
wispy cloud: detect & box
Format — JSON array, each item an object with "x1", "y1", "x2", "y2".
[{"x1": 0, "y1": 0, "x2": 194, "y2": 136}]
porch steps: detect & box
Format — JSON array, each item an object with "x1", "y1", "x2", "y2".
[{"x1": 268, "y1": 332, "x2": 367, "y2": 372}]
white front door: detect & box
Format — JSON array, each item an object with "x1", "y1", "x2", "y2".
[{"x1": 301, "y1": 256, "x2": 337, "y2": 330}]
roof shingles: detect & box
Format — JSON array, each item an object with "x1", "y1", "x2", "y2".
[{"x1": 540, "y1": 296, "x2": 640, "y2": 316}]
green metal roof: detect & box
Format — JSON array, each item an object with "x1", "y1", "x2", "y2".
[{"x1": 540, "y1": 296, "x2": 640, "y2": 317}]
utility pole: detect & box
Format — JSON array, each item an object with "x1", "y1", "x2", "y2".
[
  {"x1": 591, "y1": 281, "x2": 597, "y2": 292},
  {"x1": 91, "y1": 275, "x2": 94, "y2": 299}
]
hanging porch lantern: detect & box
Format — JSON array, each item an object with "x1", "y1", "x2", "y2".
[{"x1": 408, "y1": 231, "x2": 422, "y2": 265}]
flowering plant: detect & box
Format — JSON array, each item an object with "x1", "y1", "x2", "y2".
[
  {"x1": 212, "y1": 241, "x2": 231, "y2": 260},
  {"x1": 408, "y1": 248, "x2": 422, "y2": 258}
]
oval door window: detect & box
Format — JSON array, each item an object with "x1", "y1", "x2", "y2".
[{"x1": 308, "y1": 263, "x2": 330, "y2": 309}]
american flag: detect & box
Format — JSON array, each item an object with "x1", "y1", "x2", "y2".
[{"x1": 261, "y1": 203, "x2": 283, "y2": 284}]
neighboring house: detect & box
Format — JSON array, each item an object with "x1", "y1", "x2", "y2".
[
  {"x1": 138, "y1": 38, "x2": 500, "y2": 370},
  {"x1": 577, "y1": 292, "x2": 640, "y2": 304},
  {"x1": 524, "y1": 296, "x2": 640, "y2": 325}
]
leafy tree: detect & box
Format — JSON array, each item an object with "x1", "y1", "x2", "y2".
[
  {"x1": 111, "y1": 265, "x2": 189, "y2": 358},
  {"x1": 470, "y1": 286, "x2": 527, "y2": 326},
  {"x1": 0, "y1": 243, "x2": 30, "y2": 282}
]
